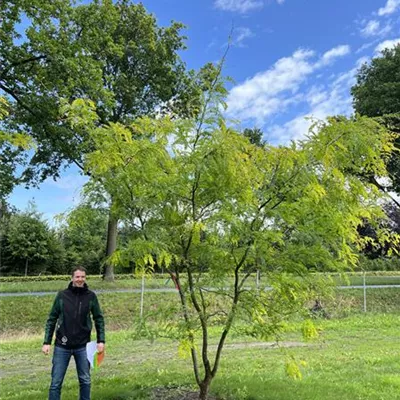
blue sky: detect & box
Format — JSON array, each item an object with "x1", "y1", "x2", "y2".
[{"x1": 9, "y1": 0, "x2": 400, "y2": 224}]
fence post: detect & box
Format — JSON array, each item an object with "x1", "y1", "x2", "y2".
[
  {"x1": 363, "y1": 272, "x2": 367, "y2": 313},
  {"x1": 256, "y1": 269, "x2": 260, "y2": 290},
  {"x1": 140, "y1": 274, "x2": 145, "y2": 319}
]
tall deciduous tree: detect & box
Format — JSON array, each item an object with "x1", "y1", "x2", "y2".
[
  {"x1": 0, "y1": 97, "x2": 32, "y2": 200},
  {"x1": 71, "y1": 88, "x2": 396, "y2": 398},
  {"x1": 351, "y1": 44, "x2": 400, "y2": 192},
  {"x1": 351, "y1": 45, "x2": 400, "y2": 257},
  {"x1": 1, "y1": 0, "x2": 217, "y2": 280}
]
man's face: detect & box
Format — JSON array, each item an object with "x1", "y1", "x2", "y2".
[{"x1": 72, "y1": 270, "x2": 86, "y2": 287}]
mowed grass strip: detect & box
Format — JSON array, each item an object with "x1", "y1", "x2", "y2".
[
  {"x1": 2, "y1": 288, "x2": 400, "y2": 336},
  {"x1": 0, "y1": 292, "x2": 183, "y2": 336},
  {"x1": 1, "y1": 314, "x2": 400, "y2": 400},
  {"x1": 2, "y1": 273, "x2": 400, "y2": 293},
  {"x1": 0, "y1": 277, "x2": 177, "y2": 293}
]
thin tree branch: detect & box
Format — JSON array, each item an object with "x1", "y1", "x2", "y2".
[{"x1": 0, "y1": 55, "x2": 48, "y2": 80}]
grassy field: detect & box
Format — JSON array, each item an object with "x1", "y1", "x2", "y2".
[
  {"x1": 0, "y1": 277, "x2": 176, "y2": 293},
  {"x1": 1, "y1": 314, "x2": 400, "y2": 400},
  {"x1": 1, "y1": 272, "x2": 400, "y2": 293},
  {"x1": 2, "y1": 287, "x2": 400, "y2": 337},
  {"x1": 1, "y1": 277, "x2": 400, "y2": 399}
]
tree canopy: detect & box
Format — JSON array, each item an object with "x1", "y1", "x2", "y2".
[
  {"x1": 351, "y1": 45, "x2": 400, "y2": 194},
  {"x1": 1, "y1": 0, "x2": 210, "y2": 182},
  {"x1": 0, "y1": 97, "x2": 32, "y2": 200},
  {"x1": 1, "y1": 0, "x2": 221, "y2": 280},
  {"x1": 352, "y1": 45, "x2": 400, "y2": 118},
  {"x1": 65, "y1": 89, "x2": 397, "y2": 398},
  {"x1": 58, "y1": 204, "x2": 108, "y2": 274}
]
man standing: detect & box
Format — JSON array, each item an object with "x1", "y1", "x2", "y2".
[{"x1": 42, "y1": 266, "x2": 105, "y2": 400}]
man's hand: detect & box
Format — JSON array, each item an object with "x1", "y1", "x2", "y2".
[
  {"x1": 42, "y1": 344, "x2": 51, "y2": 355},
  {"x1": 97, "y1": 342, "x2": 105, "y2": 354}
]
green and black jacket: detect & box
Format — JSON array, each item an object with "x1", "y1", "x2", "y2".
[{"x1": 43, "y1": 282, "x2": 105, "y2": 349}]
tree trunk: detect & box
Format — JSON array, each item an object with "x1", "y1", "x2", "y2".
[
  {"x1": 198, "y1": 378, "x2": 212, "y2": 400},
  {"x1": 103, "y1": 210, "x2": 118, "y2": 281},
  {"x1": 25, "y1": 258, "x2": 28, "y2": 277}
]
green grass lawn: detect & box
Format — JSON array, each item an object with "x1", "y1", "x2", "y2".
[
  {"x1": 0, "y1": 288, "x2": 400, "y2": 339},
  {"x1": 2, "y1": 287, "x2": 400, "y2": 337},
  {"x1": 1, "y1": 278, "x2": 400, "y2": 399},
  {"x1": 1, "y1": 314, "x2": 400, "y2": 400},
  {"x1": 2, "y1": 272, "x2": 400, "y2": 293},
  {"x1": 0, "y1": 277, "x2": 177, "y2": 293}
]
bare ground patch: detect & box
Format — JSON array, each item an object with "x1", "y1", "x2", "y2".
[{"x1": 151, "y1": 386, "x2": 220, "y2": 400}]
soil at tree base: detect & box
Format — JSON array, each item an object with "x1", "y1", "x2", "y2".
[{"x1": 151, "y1": 387, "x2": 220, "y2": 400}]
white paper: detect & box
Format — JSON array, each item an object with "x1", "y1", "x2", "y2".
[{"x1": 86, "y1": 340, "x2": 97, "y2": 368}]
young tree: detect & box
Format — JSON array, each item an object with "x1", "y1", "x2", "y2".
[
  {"x1": 1, "y1": 0, "x2": 218, "y2": 280},
  {"x1": 73, "y1": 88, "x2": 396, "y2": 398}
]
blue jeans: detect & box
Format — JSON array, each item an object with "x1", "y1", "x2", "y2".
[{"x1": 49, "y1": 345, "x2": 91, "y2": 400}]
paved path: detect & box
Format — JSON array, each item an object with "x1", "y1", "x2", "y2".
[{"x1": 1, "y1": 284, "x2": 400, "y2": 297}]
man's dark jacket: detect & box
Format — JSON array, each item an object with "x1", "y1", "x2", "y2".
[{"x1": 43, "y1": 282, "x2": 105, "y2": 349}]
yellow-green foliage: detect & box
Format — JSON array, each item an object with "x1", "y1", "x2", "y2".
[
  {"x1": 285, "y1": 358, "x2": 307, "y2": 380},
  {"x1": 177, "y1": 338, "x2": 196, "y2": 360},
  {"x1": 301, "y1": 319, "x2": 319, "y2": 341}
]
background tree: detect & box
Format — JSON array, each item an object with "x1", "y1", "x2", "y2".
[
  {"x1": 0, "y1": 97, "x2": 32, "y2": 201},
  {"x1": 351, "y1": 44, "x2": 400, "y2": 261},
  {"x1": 4, "y1": 204, "x2": 60, "y2": 276},
  {"x1": 58, "y1": 204, "x2": 108, "y2": 274},
  {"x1": 351, "y1": 44, "x2": 400, "y2": 191},
  {"x1": 1, "y1": 202, "x2": 111, "y2": 276},
  {"x1": 242, "y1": 127, "x2": 265, "y2": 147},
  {"x1": 1, "y1": 0, "x2": 218, "y2": 280},
  {"x1": 0, "y1": 201, "x2": 16, "y2": 273},
  {"x1": 73, "y1": 86, "x2": 396, "y2": 398}
]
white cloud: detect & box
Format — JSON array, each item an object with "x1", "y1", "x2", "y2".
[
  {"x1": 227, "y1": 49, "x2": 314, "y2": 124},
  {"x1": 227, "y1": 45, "x2": 351, "y2": 125},
  {"x1": 361, "y1": 20, "x2": 380, "y2": 36},
  {"x1": 214, "y1": 0, "x2": 284, "y2": 13},
  {"x1": 214, "y1": 0, "x2": 263, "y2": 13},
  {"x1": 360, "y1": 20, "x2": 392, "y2": 37},
  {"x1": 378, "y1": 0, "x2": 400, "y2": 16},
  {"x1": 356, "y1": 41, "x2": 377, "y2": 54},
  {"x1": 232, "y1": 27, "x2": 255, "y2": 47},
  {"x1": 317, "y1": 45, "x2": 351, "y2": 66},
  {"x1": 267, "y1": 68, "x2": 357, "y2": 144},
  {"x1": 375, "y1": 37, "x2": 400, "y2": 53}
]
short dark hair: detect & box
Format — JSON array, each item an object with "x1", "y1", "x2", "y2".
[{"x1": 71, "y1": 266, "x2": 88, "y2": 277}]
